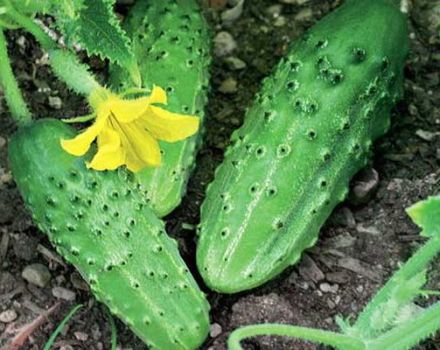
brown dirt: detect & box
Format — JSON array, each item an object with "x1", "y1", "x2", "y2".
[{"x1": 1, "y1": 0, "x2": 440, "y2": 349}]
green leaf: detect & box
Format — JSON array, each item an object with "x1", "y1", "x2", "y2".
[
  {"x1": 406, "y1": 196, "x2": 440, "y2": 237},
  {"x1": 58, "y1": 0, "x2": 140, "y2": 86}
]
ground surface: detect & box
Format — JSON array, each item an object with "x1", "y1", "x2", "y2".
[{"x1": 1, "y1": 0, "x2": 440, "y2": 349}]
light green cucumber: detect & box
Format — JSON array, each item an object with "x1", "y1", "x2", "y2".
[
  {"x1": 197, "y1": 0, "x2": 409, "y2": 293},
  {"x1": 9, "y1": 119, "x2": 210, "y2": 349},
  {"x1": 110, "y1": 0, "x2": 211, "y2": 217}
]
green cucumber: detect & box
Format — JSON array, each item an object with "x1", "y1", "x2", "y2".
[
  {"x1": 110, "y1": 0, "x2": 211, "y2": 217},
  {"x1": 197, "y1": 0, "x2": 408, "y2": 293},
  {"x1": 9, "y1": 119, "x2": 210, "y2": 349}
]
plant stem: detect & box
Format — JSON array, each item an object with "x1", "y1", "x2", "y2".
[
  {"x1": 43, "y1": 304, "x2": 83, "y2": 350},
  {"x1": 0, "y1": 28, "x2": 32, "y2": 125},
  {"x1": 353, "y1": 237, "x2": 440, "y2": 336},
  {"x1": 2, "y1": 0, "x2": 54, "y2": 50},
  {"x1": 227, "y1": 324, "x2": 365, "y2": 350},
  {"x1": 4, "y1": 0, "x2": 101, "y2": 96},
  {"x1": 368, "y1": 301, "x2": 440, "y2": 350}
]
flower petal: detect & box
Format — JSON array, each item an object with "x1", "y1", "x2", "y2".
[
  {"x1": 110, "y1": 86, "x2": 167, "y2": 124},
  {"x1": 139, "y1": 105, "x2": 200, "y2": 142},
  {"x1": 110, "y1": 97, "x2": 151, "y2": 123},
  {"x1": 60, "y1": 112, "x2": 108, "y2": 156},
  {"x1": 149, "y1": 85, "x2": 167, "y2": 105},
  {"x1": 113, "y1": 120, "x2": 161, "y2": 171},
  {"x1": 87, "y1": 127, "x2": 125, "y2": 171}
]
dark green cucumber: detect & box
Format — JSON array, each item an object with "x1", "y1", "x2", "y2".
[
  {"x1": 197, "y1": 0, "x2": 408, "y2": 293},
  {"x1": 110, "y1": 0, "x2": 211, "y2": 217},
  {"x1": 9, "y1": 120, "x2": 209, "y2": 349}
]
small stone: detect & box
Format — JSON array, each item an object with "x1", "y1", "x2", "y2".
[
  {"x1": 16, "y1": 36, "x2": 26, "y2": 48},
  {"x1": 60, "y1": 345, "x2": 74, "y2": 350},
  {"x1": 319, "y1": 282, "x2": 339, "y2": 293},
  {"x1": 436, "y1": 148, "x2": 440, "y2": 160},
  {"x1": 298, "y1": 254, "x2": 324, "y2": 283},
  {"x1": 280, "y1": 0, "x2": 309, "y2": 4},
  {"x1": 326, "y1": 271, "x2": 350, "y2": 284},
  {"x1": 219, "y1": 77, "x2": 238, "y2": 94},
  {"x1": 74, "y1": 331, "x2": 89, "y2": 341},
  {"x1": 415, "y1": 129, "x2": 440, "y2": 142},
  {"x1": 22, "y1": 263, "x2": 51, "y2": 287},
  {"x1": 221, "y1": 0, "x2": 244, "y2": 22},
  {"x1": 0, "y1": 137, "x2": 6, "y2": 149},
  {"x1": 274, "y1": 16, "x2": 287, "y2": 27},
  {"x1": 338, "y1": 257, "x2": 380, "y2": 282},
  {"x1": 48, "y1": 96, "x2": 63, "y2": 110},
  {"x1": 0, "y1": 309, "x2": 18, "y2": 323},
  {"x1": 350, "y1": 168, "x2": 379, "y2": 204},
  {"x1": 52, "y1": 286, "x2": 76, "y2": 301},
  {"x1": 224, "y1": 56, "x2": 246, "y2": 70},
  {"x1": 0, "y1": 172, "x2": 12, "y2": 184},
  {"x1": 70, "y1": 272, "x2": 89, "y2": 291},
  {"x1": 327, "y1": 299, "x2": 336, "y2": 309},
  {"x1": 266, "y1": 4, "x2": 283, "y2": 17},
  {"x1": 295, "y1": 8, "x2": 312, "y2": 21},
  {"x1": 214, "y1": 31, "x2": 237, "y2": 57},
  {"x1": 356, "y1": 224, "x2": 380, "y2": 235},
  {"x1": 210, "y1": 323, "x2": 222, "y2": 338},
  {"x1": 325, "y1": 232, "x2": 356, "y2": 249}
]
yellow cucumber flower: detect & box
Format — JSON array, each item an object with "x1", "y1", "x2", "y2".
[{"x1": 61, "y1": 86, "x2": 199, "y2": 172}]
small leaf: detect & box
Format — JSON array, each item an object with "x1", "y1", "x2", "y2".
[
  {"x1": 58, "y1": 0, "x2": 140, "y2": 86},
  {"x1": 406, "y1": 196, "x2": 440, "y2": 237}
]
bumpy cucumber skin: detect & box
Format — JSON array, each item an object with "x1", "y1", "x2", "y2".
[
  {"x1": 197, "y1": 0, "x2": 409, "y2": 293},
  {"x1": 110, "y1": 0, "x2": 211, "y2": 217},
  {"x1": 9, "y1": 120, "x2": 209, "y2": 350}
]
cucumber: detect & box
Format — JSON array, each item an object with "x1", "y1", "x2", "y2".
[
  {"x1": 110, "y1": 0, "x2": 211, "y2": 217},
  {"x1": 197, "y1": 0, "x2": 408, "y2": 293},
  {"x1": 9, "y1": 119, "x2": 210, "y2": 349}
]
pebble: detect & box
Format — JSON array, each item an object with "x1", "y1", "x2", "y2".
[
  {"x1": 70, "y1": 272, "x2": 89, "y2": 291},
  {"x1": 214, "y1": 31, "x2": 237, "y2": 57},
  {"x1": 0, "y1": 309, "x2": 18, "y2": 323},
  {"x1": 48, "y1": 96, "x2": 63, "y2": 110},
  {"x1": 295, "y1": 8, "x2": 312, "y2": 21},
  {"x1": 298, "y1": 254, "x2": 324, "y2": 283},
  {"x1": 266, "y1": 4, "x2": 283, "y2": 17},
  {"x1": 74, "y1": 331, "x2": 89, "y2": 341},
  {"x1": 0, "y1": 137, "x2": 6, "y2": 149},
  {"x1": 319, "y1": 283, "x2": 339, "y2": 294},
  {"x1": 274, "y1": 16, "x2": 287, "y2": 27},
  {"x1": 221, "y1": 0, "x2": 244, "y2": 22},
  {"x1": 219, "y1": 77, "x2": 238, "y2": 94},
  {"x1": 210, "y1": 323, "x2": 223, "y2": 338},
  {"x1": 326, "y1": 271, "x2": 350, "y2": 285},
  {"x1": 52, "y1": 286, "x2": 76, "y2": 301},
  {"x1": 280, "y1": 0, "x2": 310, "y2": 4},
  {"x1": 0, "y1": 172, "x2": 12, "y2": 184},
  {"x1": 415, "y1": 129, "x2": 440, "y2": 142},
  {"x1": 22, "y1": 263, "x2": 51, "y2": 288},
  {"x1": 436, "y1": 148, "x2": 440, "y2": 160},
  {"x1": 60, "y1": 345, "x2": 74, "y2": 350},
  {"x1": 350, "y1": 168, "x2": 379, "y2": 204},
  {"x1": 224, "y1": 56, "x2": 246, "y2": 70},
  {"x1": 356, "y1": 224, "x2": 380, "y2": 236}
]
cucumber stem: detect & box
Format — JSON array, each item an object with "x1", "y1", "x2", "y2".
[
  {"x1": 227, "y1": 324, "x2": 365, "y2": 350},
  {"x1": 3, "y1": 0, "x2": 55, "y2": 51},
  {"x1": 368, "y1": 301, "x2": 440, "y2": 350},
  {"x1": 353, "y1": 237, "x2": 440, "y2": 336},
  {"x1": 0, "y1": 28, "x2": 32, "y2": 125},
  {"x1": 3, "y1": 0, "x2": 102, "y2": 96}
]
